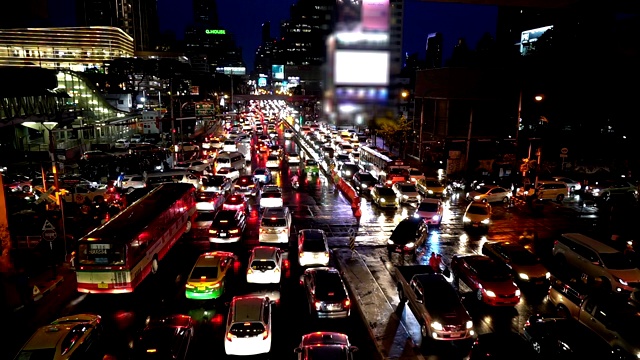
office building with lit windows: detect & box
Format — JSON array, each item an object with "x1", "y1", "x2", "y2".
[{"x1": 0, "y1": 26, "x2": 134, "y2": 71}]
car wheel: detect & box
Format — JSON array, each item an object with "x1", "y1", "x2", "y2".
[
  {"x1": 476, "y1": 289, "x2": 483, "y2": 302},
  {"x1": 482, "y1": 198, "x2": 488, "y2": 203},
  {"x1": 185, "y1": 220, "x2": 192, "y2": 233},
  {"x1": 603, "y1": 193, "x2": 611, "y2": 202},
  {"x1": 556, "y1": 194, "x2": 565, "y2": 202},
  {"x1": 502, "y1": 197, "x2": 509, "y2": 203},
  {"x1": 420, "y1": 323, "x2": 428, "y2": 338},
  {"x1": 22, "y1": 185, "x2": 31, "y2": 193},
  {"x1": 556, "y1": 305, "x2": 570, "y2": 319},
  {"x1": 151, "y1": 257, "x2": 159, "y2": 274},
  {"x1": 532, "y1": 340, "x2": 542, "y2": 354}
]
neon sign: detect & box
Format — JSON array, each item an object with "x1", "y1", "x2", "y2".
[{"x1": 205, "y1": 29, "x2": 226, "y2": 35}]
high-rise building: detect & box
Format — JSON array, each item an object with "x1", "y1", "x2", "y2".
[
  {"x1": 425, "y1": 32, "x2": 443, "y2": 69},
  {"x1": 193, "y1": 0, "x2": 219, "y2": 28},
  {"x1": 76, "y1": 0, "x2": 158, "y2": 51},
  {"x1": 262, "y1": 22, "x2": 271, "y2": 43},
  {"x1": 280, "y1": 0, "x2": 336, "y2": 66},
  {"x1": 184, "y1": 26, "x2": 245, "y2": 73},
  {"x1": 389, "y1": 0, "x2": 404, "y2": 76},
  {"x1": 254, "y1": 22, "x2": 276, "y2": 75}
]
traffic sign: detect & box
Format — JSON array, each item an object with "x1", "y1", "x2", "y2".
[
  {"x1": 42, "y1": 220, "x2": 55, "y2": 231},
  {"x1": 560, "y1": 154, "x2": 568, "y2": 158},
  {"x1": 42, "y1": 229, "x2": 57, "y2": 242},
  {"x1": 561, "y1": 148, "x2": 569, "y2": 154}
]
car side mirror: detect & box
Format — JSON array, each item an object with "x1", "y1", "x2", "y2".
[
  {"x1": 294, "y1": 348, "x2": 302, "y2": 353},
  {"x1": 299, "y1": 275, "x2": 305, "y2": 285},
  {"x1": 349, "y1": 346, "x2": 359, "y2": 352}
]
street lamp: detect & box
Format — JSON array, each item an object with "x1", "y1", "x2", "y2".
[
  {"x1": 534, "y1": 95, "x2": 544, "y2": 102},
  {"x1": 401, "y1": 90, "x2": 409, "y2": 98}
]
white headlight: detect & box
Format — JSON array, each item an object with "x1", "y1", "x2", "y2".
[
  {"x1": 380, "y1": 198, "x2": 386, "y2": 203},
  {"x1": 481, "y1": 219, "x2": 490, "y2": 224},
  {"x1": 519, "y1": 273, "x2": 529, "y2": 280},
  {"x1": 387, "y1": 240, "x2": 394, "y2": 245},
  {"x1": 405, "y1": 242, "x2": 415, "y2": 248},
  {"x1": 485, "y1": 290, "x2": 496, "y2": 297},
  {"x1": 474, "y1": 195, "x2": 481, "y2": 200},
  {"x1": 431, "y1": 321, "x2": 443, "y2": 331},
  {"x1": 545, "y1": 272, "x2": 551, "y2": 279},
  {"x1": 466, "y1": 320, "x2": 473, "y2": 329},
  {"x1": 515, "y1": 289, "x2": 521, "y2": 297},
  {"x1": 463, "y1": 216, "x2": 471, "y2": 222}
]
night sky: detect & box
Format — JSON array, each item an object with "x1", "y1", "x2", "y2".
[{"x1": 48, "y1": 0, "x2": 497, "y2": 71}]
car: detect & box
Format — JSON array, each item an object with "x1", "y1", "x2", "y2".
[
  {"x1": 195, "y1": 191, "x2": 225, "y2": 212},
  {"x1": 268, "y1": 130, "x2": 278, "y2": 138},
  {"x1": 338, "y1": 162, "x2": 360, "y2": 181},
  {"x1": 222, "y1": 140, "x2": 238, "y2": 152},
  {"x1": 284, "y1": 129, "x2": 294, "y2": 139},
  {"x1": 287, "y1": 152, "x2": 301, "y2": 164},
  {"x1": 294, "y1": 332, "x2": 358, "y2": 360},
  {"x1": 185, "y1": 251, "x2": 237, "y2": 300},
  {"x1": 253, "y1": 167, "x2": 272, "y2": 184},
  {"x1": 266, "y1": 155, "x2": 281, "y2": 168},
  {"x1": 234, "y1": 175, "x2": 260, "y2": 197},
  {"x1": 222, "y1": 194, "x2": 249, "y2": 213},
  {"x1": 585, "y1": 179, "x2": 638, "y2": 201},
  {"x1": 304, "y1": 159, "x2": 320, "y2": 175},
  {"x1": 301, "y1": 267, "x2": 351, "y2": 319},
  {"x1": 392, "y1": 182, "x2": 422, "y2": 205},
  {"x1": 387, "y1": 216, "x2": 428, "y2": 259},
  {"x1": 522, "y1": 315, "x2": 623, "y2": 359},
  {"x1": 451, "y1": 254, "x2": 521, "y2": 306},
  {"x1": 481, "y1": 241, "x2": 550, "y2": 285},
  {"x1": 82, "y1": 150, "x2": 113, "y2": 160},
  {"x1": 259, "y1": 186, "x2": 284, "y2": 209},
  {"x1": 247, "y1": 246, "x2": 285, "y2": 284},
  {"x1": 174, "y1": 160, "x2": 210, "y2": 172},
  {"x1": 204, "y1": 137, "x2": 223, "y2": 150},
  {"x1": 130, "y1": 134, "x2": 143, "y2": 143},
  {"x1": 371, "y1": 185, "x2": 399, "y2": 208},
  {"x1": 120, "y1": 174, "x2": 146, "y2": 191},
  {"x1": 409, "y1": 168, "x2": 426, "y2": 184},
  {"x1": 334, "y1": 154, "x2": 350, "y2": 167},
  {"x1": 298, "y1": 229, "x2": 330, "y2": 267},
  {"x1": 259, "y1": 207, "x2": 292, "y2": 244},
  {"x1": 14, "y1": 314, "x2": 103, "y2": 360},
  {"x1": 2, "y1": 173, "x2": 33, "y2": 193},
  {"x1": 352, "y1": 172, "x2": 377, "y2": 193},
  {"x1": 177, "y1": 142, "x2": 199, "y2": 152},
  {"x1": 258, "y1": 141, "x2": 270, "y2": 153},
  {"x1": 414, "y1": 198, "x2": 444, "y2": 226},
  {"x1": 216, "y1": 166, "x2": 240, "y2": 181},
  {"x1": 224, "y1": 296, "x2": 273, "y2": 356},
  {"x1": 348, "y1": 152, "x2": 360, "y2": 164},
  {"x1": 466, "y1": 185, "x2": 512, "y2": 203},
  {"x1": 208, "y1": 210, "x2": 247, "y2": 244},
  {"x1": 463, "y1": 201, "x2": 492, "y2": 231},
  {"x1": 115, "y1": 138, "x2": 130, "y2": 149},
  {"x1": 269, "y1": 145, "x2": 283, "y2": 157},
  {"x1": 258, "y1": 134, "x2": 270, "y2": 144},
  {"x1": 417, "y1": 178, "x2": 448, "y2": 198},
  {"x1": 551, "y1": 176, "x2": 582, "y2": 193},
  {"x1": 200, "y1": 175, "x2": 232, "y2": 195},
  {"x1": 468, "y1": 332, "x2": 537, "y2": 360}
]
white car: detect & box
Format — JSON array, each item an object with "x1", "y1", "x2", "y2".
[
  {"x1": 298, "y1": 229, "x2": 330, "y2": 267},
  {"x1": 120, "y1": 174, "x2": 146, "y2": 190},
  {"x1": 414, "y1": 198, "x2": 444, "y2": 226},
  {"x1": 247, "y1": 246, "x2": 284, "y2": 284},
  {"x1": 216, "y1": 167, "x2": 240, "y2": 181},
  {"x1": 284, "y1": 129, "x2": 294, "y2": 139},
  {"x1": 466, "y1": 185, "x2": 512, "y2": 203},
  {"x1": 177, "y1": 142, "x2": 199, "y2": 152},
  {"x1": 392, "y1": 182, "x2": 422, "y2": 205},
  {"x1": 224, "y1": 296, "x2": 273, "y2": 356},
  {"x1": 208, "y1": 138, "x2": 223, "y2": 149},
  {"x1": 287, "y1": 152, "x2": 301, "y2": 164},
  {"x1": 552, "y1": 176, "x2": 582, "y2": 193},
  {"x1": 259, "y1": 207, "x2": 292, "y2": 244},
  {"x1": 260, "y1": 186, "x2": 284, "y2": 209},
  {"x1": 266, "y1": 155, "x2": 281, "y2": 168},
  {"x1": 223, "y1": 140, "x2": 238, "y2": 152},
  {"x1": 463, "y1": 201, "x2": 492, "y2": 230},
  {"x1": 115, "y1": 138, "x2": 130, "y2": 149}
]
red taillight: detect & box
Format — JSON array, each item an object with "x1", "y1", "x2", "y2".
[
  {"x1": 226, "y1": 332, "x2": 233, "y2": 341},
  {"x1": 283, "y1": 259, "x2": 290, "y2": 269},
  {"x1": 247, "y1": 268, "x2": 253, "y2": 274},
  {"x1": 344, "y1": 299, "x2": 351, "y2": 308}
]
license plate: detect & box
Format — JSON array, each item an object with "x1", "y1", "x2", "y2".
[
  {"x1": 198, "y1": 286, "x2": 205, "y2": 291},
  {"x1": 472, "y1": 224, "x2": 479, "y2": 227},
  {"x1": 327, "y1": 304, "x2": 341, "y2": 310},
  {"x1": 535, "y1": 281, "x2": 544, "y2": 285},
  {"x1": 314, "y1": 254, "x2": 319, "y2": 258},
  {"x1": 98, "y1": 283, "x2": 108, "y2": 289},
  {"x1": 449, "y1": 333, "x2": 461, "y2": 338},
  {"x1": 220, "y1": 232, "x2": 227, "y2": 237}
]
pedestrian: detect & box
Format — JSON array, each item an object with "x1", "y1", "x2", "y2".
[
  {"x1": 435, "y1": 254, "x2": 443, "y2": 273},
  {"x1": 429, "y1": 252, "x2": 439, "y2": 272}
]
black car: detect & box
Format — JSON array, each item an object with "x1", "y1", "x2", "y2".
[
  {"x1": 468, "y1": 332, "x2": 536, "y2": 360},
  {"x1": 352, "y1": 172, "x2": 377, "y2": 193},
  {"x1": 208, "y1": 209, "x2": 247, "y2": 243},
  {"x1": 130, "y1": 314, "x2": 194, "y2": 360},
  {"x1": 338, "y1": 163, "x2": 360, "y2": 181},
  {"x1": 522, "y1": 315, "x2": 626, "y2": 359},
  {"x1": 387, "y1": 217, "x2": 428, "y2": 259},
  {"x1": 301, "y1": 267, "x2": 351, "y2": 319}
]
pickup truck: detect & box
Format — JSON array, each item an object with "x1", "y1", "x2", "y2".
[
  {"x1": 547, "y1": 274, "x2": 640, "y2": 358},
  {"x1": 393, "y1": 265, "x2": 474, "y2": 342}
]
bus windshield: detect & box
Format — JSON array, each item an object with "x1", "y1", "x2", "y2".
[{"x1": 78, "y1": 242, "x2": 126, "y2": 265}]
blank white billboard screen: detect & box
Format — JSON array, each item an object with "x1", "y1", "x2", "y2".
[{"x1": 334, "y1": 50, "x2": 389, "y2": 86}]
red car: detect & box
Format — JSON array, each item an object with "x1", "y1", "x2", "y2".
[
  {"x1": 222, "y1": 195, "x2": 248, "y2": 213},
  {"x1": 451, "y1": 254, "x2": 521, "y2": 307}
]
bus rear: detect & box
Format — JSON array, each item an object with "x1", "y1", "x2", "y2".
[{"x1": 76, "y1": 241, "x2": 134, "y2": 293}]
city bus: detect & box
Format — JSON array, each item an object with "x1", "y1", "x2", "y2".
[
  {"x1": 359, "y1": 146, "x2": 410, "y2": 184},
  {"x1": 76, "y1": 183, "x2": 197, "y2": 294}
]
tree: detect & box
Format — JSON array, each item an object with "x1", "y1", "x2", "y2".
[{"x1": 374, "y1": 113, "x2": 412, "y2": 152}]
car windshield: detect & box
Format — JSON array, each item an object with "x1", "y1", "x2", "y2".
[
  {"x1": 15, "y1": 349, "x2": 56, "y2": 360},
  {"x1": 600, "y1": 252, "x2": 636, "y2": 270},
  {"x1": 473, "y1": 259, "x2": 511, "y2": 281},
  {"x1": 262, "y1": 192, "x2": 281, "y2": 198},
  {"x1": 377, "y1": 187, "x2": 396, "y2": 196},
  {"x1": 425, "y1": 181, "x2": 442, "y2": 187},
  {"x1": 418, "y1": 202, "x2": 439, "y2": 212},
  {"x1": 423, "y1": 280, "x2": 464, "y2": 312},
  {"x1": 358, "y1": 174, "x2": 375, "y2": 182},
  {"x1": 476, "y1": 186, "x2": 492, "y2": 193},
  {"x1": 389, "y1": 168, "x2": 409, "y2": 176},
  {"x1": 190, "y1": 266, "x2": 218, "y2": 280},
  {"x1": 261, "y1": 218, "x2": 286, "y2": 227},
  {"x1": 303, "y1": 333, "x2": 348, "y2": 346},
  {"x1": 410, "y1": 170, "x2": 422, "y2": 175},
  {"x1": 400, "y1": 185, "x2": 417, "y2": 192},
  {"x1": 267, "y1": 156, "x2": 278, "y2": 161},
  {"x1": 203, "y1": 176, "x2": 225, "y2": 186},
  {"x1": 315, "y1": 274, "x2": 347, "y2": 299},
  {"x1": 467, "y1": 205, "x2": 489, "y2": 215},
  {"x1": 251, "y1": 260, "x2": 276, "y2": 271},
  {"x1": 254, "y1": 169, "x2": 267, "y2": 175},
  {"x1": 303, "y1": 238, "x2": 326, "y2": 252},
  {"x1": 508, "y1": 249, "x2": 540, "y2": 265}
]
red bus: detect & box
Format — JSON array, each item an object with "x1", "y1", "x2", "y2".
[
  {"x1": 76, "y1": 183, "x2": 197, "y2": 294},
  {"x1": 359, "y1": 146, "x2": 410, "y2": 185}
]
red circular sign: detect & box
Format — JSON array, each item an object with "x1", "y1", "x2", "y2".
[{"x1": 42, "y1": 229, "x2": 57, "y2": 242}]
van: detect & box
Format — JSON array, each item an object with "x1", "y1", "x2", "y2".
[
  {"x1": 552, "y1": 233, "x2": 640, "y2": 292},
  {"x1": 259, "y1": 207, "x2": 292, "y2": 244},
  {"x1": 215, "y1": 151, "x2": 246, "y2": 171},
  {"x1": 223, "y1": 139, "x2": 238, "y2": 152},
  {"x1": 144, "y1": 171, "x2": 200, "y2": 188},
  {"x1": 535, "y1": 180, "x2": 568, "y2": 202},
  {"x1": 224, "y1": 296, "x2": 273, "y2": 356}
]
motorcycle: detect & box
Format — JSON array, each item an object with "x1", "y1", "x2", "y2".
[{"x1": 291, "y1": 176, "x2": 300, "y2": 190}]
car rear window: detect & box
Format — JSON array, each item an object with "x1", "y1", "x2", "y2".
[
  {"x1": 217, "y1": 158, "x2": 230, "y2": 164},
  {"x1": 251, "y1": 260, "x2": 276, "y2": 271},
  {"x1": 230, "y1": 322, "x2": 265, "y2": 337},
  {"x1": 262, "y1": 192, "x2": 281, "y2": 198},
  {"x1": 261, "y1": 218, "x2": 286, "y2": 227},
  {"x1": 303, "y1": 238, "x2": 326, "y2": 252},
  {"x1": 190, "y1": 266, "x2": 218, "y2": 280}
]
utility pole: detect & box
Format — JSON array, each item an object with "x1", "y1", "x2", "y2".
[
  {"x1": 230, "y1": 74, "x2": 234, "y2": 113},
  {"x1": 170, "y1": 79, "x2": 176, "y2": 145},
  {"x1": 465, "y1": 107, "x2": 474, "y2": 172}
]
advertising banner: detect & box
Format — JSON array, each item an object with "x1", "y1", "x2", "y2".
[{"x1": 362, "y1": 0, "x2": 389, "y2": 32}]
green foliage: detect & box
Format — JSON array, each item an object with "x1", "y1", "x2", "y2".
[{"x1": 0, "y1": 223, "x2": 13, "y2": 273}]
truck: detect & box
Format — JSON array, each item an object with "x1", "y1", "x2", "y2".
[
  {"x1": 392, "y1": 265, "x2": 475, "y2": 342},
  {"x1": 547, "y1": 274, "x2": 640, "y2": 358}
]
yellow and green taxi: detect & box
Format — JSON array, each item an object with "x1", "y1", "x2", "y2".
[
  {"x1": 185, "y1": 251, "x2": 237, "y2": 300},
  {"x1": 304, "y1": 159, "x2": 320, "y2": 176}
]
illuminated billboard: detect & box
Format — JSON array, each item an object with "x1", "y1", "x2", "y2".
[
  {"x1": 362, "y1": 0, "x2": 389, "y2": 32},
  {"x1": 334, "y1": 50, "x2": 389, "y2": 86},
  {"x1": 205, "y1": 29, "x2": 226, "y2": 35},
  {"x1": 258, "y1": 77, "x2": 267, "y2": 87},
  {"x1": 520, "y1": 25, "x2": 553, "y2": 55},
  {"x1": 272, "y1": 65, "x2": 284, "y2": 80}
]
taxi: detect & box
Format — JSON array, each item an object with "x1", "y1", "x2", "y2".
[
  {"x1": 185, "y1": 251, "x2": 237, "y2": 300},
  {"x1": 222, "y1": 194, "x2": 249, "y2": 213},
  {"x1": 304, "y1": 159, "x2": 320, "y2": 176}
]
